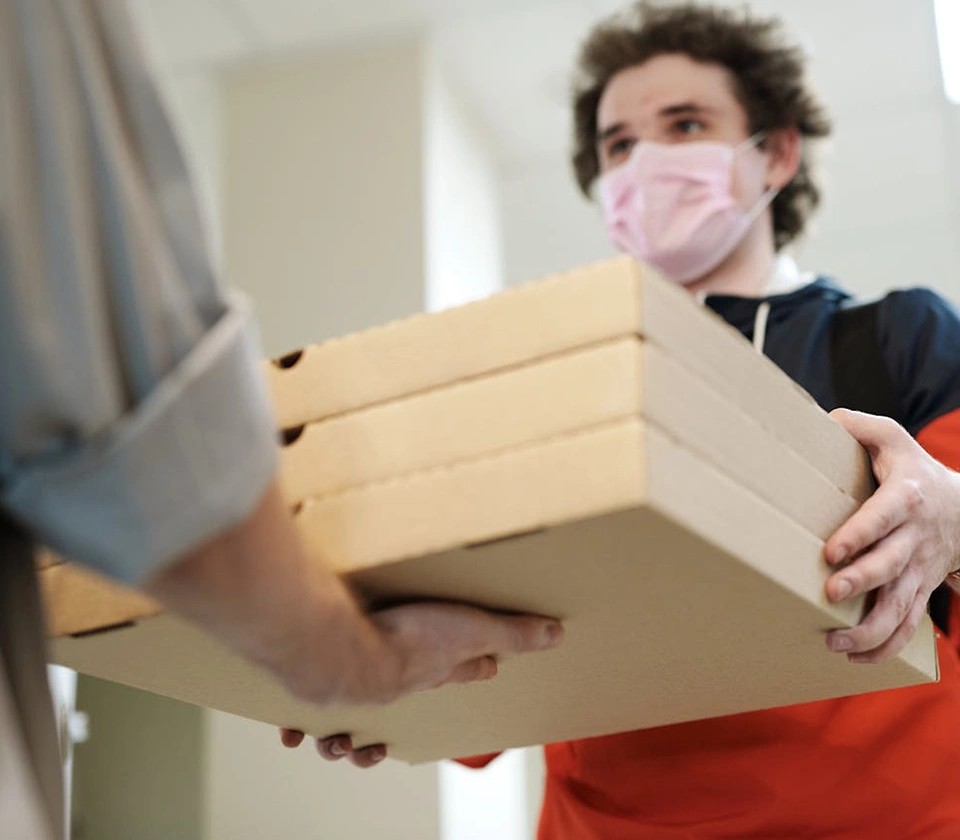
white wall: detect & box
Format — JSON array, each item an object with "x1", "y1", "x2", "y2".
[
  {"x1": 796, "y1": 0, "x2": 960, "y2": 303},
  {"x1": 500, "y1": 158, "x2": 616, "y2": 288},
  {"x1": 423, "y1": 46, "x2": 504, "y2": 311},
  {"x1": 71, "y1": 678, "x2": 205, "y2": 840},
  {"x1": 204, "y1": 713, "x2": 440, "y2": 840},
  {"x1": 222, "y1": 39, "x2": 428, "y2": 358}
]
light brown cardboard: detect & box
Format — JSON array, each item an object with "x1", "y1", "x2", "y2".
[
  {"x1": 43, "y1": 563, "x2": 161, "y2": 638},
  {"x1": 43, "y1": 421, "x2": 937, "y2": 764},
  {"x1": 267, "y1": 258, "x2": 873, "y2": 502},
  {"x1": 280, "y1": 338, "x2": 861, "y2": 542},
  {"x1": 279, "y1": 339, "x2": 643, "y2": 503}
]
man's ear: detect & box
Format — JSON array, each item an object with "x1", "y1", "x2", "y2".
[{"x1": 764, "y1": 127, "x2": 802, "y2": 190}]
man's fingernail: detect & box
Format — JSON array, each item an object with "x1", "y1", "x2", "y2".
[
  {"x1": 542, "y1": 623, "x2": 562, "y2": 649},
  {"x1": 829, "y1": 634, "x2": 853, "y2": 652},
  {"x1": 372, "y1": 747, "x2": 386, "y2": 762},
  {"x1": 834, "y1": 579, "x2": 853, "y2": 601},
  {"x1": 330, "y1": 742, "x2": 345, "y2": 757}
]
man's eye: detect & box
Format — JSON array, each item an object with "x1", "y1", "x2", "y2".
[
  {"x1": 675, "y1": 119, "x2": 705, "y2": 135},
  {"x1": 608, "y1": 137, "x2": 636, "y2": 158}
]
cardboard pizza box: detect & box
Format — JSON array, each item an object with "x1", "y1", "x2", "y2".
[
  {"x1": 42, "y1": 419, "x2": 936, "y2": 763},
  {"x1": 267, "y1": 258, "x2": 873, "y2": 503}
]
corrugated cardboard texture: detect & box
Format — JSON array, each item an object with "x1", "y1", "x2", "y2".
[
  {"x1": 267, "y1": 258, "x2": 873, "y2": 502},
  {"x1": 44, "y1": 422, "x2": 936, "y2": 763}
]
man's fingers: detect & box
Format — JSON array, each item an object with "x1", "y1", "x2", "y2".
[
  {"x1": 848, "y1": 599, "x2": 929, "y2": 664},
  {"x1": 280, "y1": 728, "x2": 305, "y2": 748},
  {"x1": 316, "y1": 734, "x2": 352, "y2": 761},
  {"x1": 830, "y1": 409, "x2": 909, "y2": 459},
  {"x1": 826, "y1": 528, "x2": 914, "y2": 601},
  {"x1": 444, "y1": 656, "x2": 499, "y2": 687},
  {"x1": 827, "y1": 572, "x2": 921, "y2": 654},
  {"x1": 348, "y1": 744, "x2": 388, "y2": 769},
  {"x1": 315, "y1": 735, "x2": 387, "y2": 768},
  {"x1": 825, "y1": 482, "x2": 915, "y2": 566}
]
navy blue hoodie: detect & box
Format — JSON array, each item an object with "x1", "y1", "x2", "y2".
[{"x1": 704, "y1": 278, "x2": 960, "y2": 438}]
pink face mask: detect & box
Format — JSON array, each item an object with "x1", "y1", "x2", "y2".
[{"x1": 598, "y1": 136, "x2": 777, "y2": 284}]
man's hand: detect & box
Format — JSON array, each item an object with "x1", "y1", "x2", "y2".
[{"x1": 823, "y1": 409, "x2": 960, "y2": 663}]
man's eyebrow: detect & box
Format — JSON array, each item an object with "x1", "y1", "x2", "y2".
[
  {"x1": 596, "y1": 122, "x2": 628, "y2": 143},
  {"x1": 596, "y1": 103, "x2": 716, "y2": 143},
  {"x1": 659, "y1": 102, "x2": 714, "y2": 117}
]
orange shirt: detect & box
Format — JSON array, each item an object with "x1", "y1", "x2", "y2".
[{"x1": 460, "y1": 409, "x2": 960, "y2": 839}]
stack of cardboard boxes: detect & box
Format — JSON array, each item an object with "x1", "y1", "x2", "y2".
[{"x1": 40, "y1": 258, "x2": 937, "y2": 764}]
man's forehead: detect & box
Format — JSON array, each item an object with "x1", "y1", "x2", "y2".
[{"x1": 598, "y1": 57, "x2": 739, "y2": 124}]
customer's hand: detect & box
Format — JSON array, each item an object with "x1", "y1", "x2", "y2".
[
  {"x1": 315, "y1": 600, "x2": 563, "y2": 706},
  {"x1": 279, "y1": 601, "x2": 562, "y2": 766},
  {"x1": 823, "y1": 409, "x2": 960, "y2": 663},
  {"x1": 281, "y1": 731, "x2": 389, "y2": 769}
]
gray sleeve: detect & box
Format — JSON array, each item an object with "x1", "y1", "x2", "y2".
[{"x1": 0, "y1": 0, "x2": 279, "y2": 584}]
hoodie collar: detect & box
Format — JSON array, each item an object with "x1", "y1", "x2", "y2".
[
  {"x1": 698, "y1": 258, "x2": 850, "y2": 350},
  {"x1": 695, "y1": 255, "x2": 818, "y2": 305}
]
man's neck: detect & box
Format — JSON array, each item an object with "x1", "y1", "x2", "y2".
[{"x1": 684, "y1": 221, "x2": 776, "y2": 299}]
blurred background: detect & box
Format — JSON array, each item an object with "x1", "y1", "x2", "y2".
[{"x1": 63, "y1": 1, "x2": 960, "y2": 838}]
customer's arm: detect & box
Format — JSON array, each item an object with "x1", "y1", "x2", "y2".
[{"x1": 0, "y1": 0, "x2": 560, "y2": 704}]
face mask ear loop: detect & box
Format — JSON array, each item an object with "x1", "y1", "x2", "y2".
[
  {"x1": 746, "y1": 185, "x2": 780, "y2": 226},
  {"x1": 736, "y1": 131, "x2": 768, "y2": 154},
  {"x1": 735, "y1": 130, "x2": 779, "y2": 226}
]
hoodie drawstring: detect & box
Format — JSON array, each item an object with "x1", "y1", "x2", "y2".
[
  {"x1": 753, "y1": 302, "x2": 770, "y2": 355},
  {"x1": 697, "y1": 295, "x2": 771, "y2": 355}
]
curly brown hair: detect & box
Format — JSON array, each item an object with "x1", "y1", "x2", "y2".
[{"x1": 572, "y1": 1, "x2": 832, "y2": 249}]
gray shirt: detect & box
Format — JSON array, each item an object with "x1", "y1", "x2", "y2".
[{"x1": 0, "y1": 0, "x2": 279, "y2": 584}]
